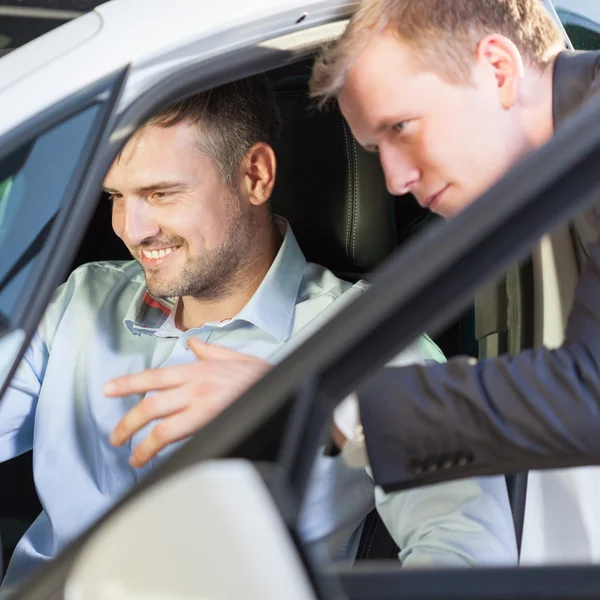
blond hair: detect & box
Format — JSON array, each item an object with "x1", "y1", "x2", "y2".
[{"x1": 310, "y1": 0, "x2": 563, "y2": 106}]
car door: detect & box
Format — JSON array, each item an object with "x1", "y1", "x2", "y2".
[
  {"x1": 2, "y1": 1, "x2": 600, "y2": 598},
  {"x1": 0, "y1": 69, "x2": 127, "y2": 570},
  {"x1": 10, "y1": 17, "x2": 600, "y2": 598},
  {"x1": 0, "y1": 75, "x2": 125, "y2": 395}
]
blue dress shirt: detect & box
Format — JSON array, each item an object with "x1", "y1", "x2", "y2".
[{"x1": 0, "y1": 220, "x2": 516, "y2": 594}]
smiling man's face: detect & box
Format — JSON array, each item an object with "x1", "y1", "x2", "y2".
[
  {"x1": 104, "y1": 122, "x2": 254, "y2": 299},
  {"x1": 338, "y1": 30, "x2": 532, "y2": 218}
]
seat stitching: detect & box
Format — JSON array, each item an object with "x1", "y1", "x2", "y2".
[
  {"x1": 365, "y1": 518, "x2": 380, "y2": 559},
  {"x1": 360, "y1": 512, "x2": 377, "y2": 559},
  {"x1": 339, "y1": 116, "x2": 354, "y2": 259},
  {"x1": 350, "y1": 134, "x2": 359, "y2": 261}
]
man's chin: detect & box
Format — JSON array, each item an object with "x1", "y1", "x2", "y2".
[
  {"x1": 146, "y1": 288, "x2": 176, "y2": 300},
  {"x1": 143, "y1": 275, "x2": 179, "y2": 299},
  {"x1": 435, "y1": 192, "x2": 473, "y2": 220}
]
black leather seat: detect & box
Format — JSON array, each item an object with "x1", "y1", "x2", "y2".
[
  {"x1": 271, "y1": 76, "x2": 401, "y2": 560},
  {"x1": 271, "y1": 76, "x2": 397, "y2": 281}
]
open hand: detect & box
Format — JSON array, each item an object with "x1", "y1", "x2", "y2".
[{"x1": 104, "y1": 338, "x2": 271, "y2": 467}]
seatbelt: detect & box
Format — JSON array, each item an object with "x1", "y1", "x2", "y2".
[
  {"x1": 506, "y1": 472, "x2": 529, "y2": 556},
  {"x1": 355, "y1": 509, "x2": 399, "y2": 561}
]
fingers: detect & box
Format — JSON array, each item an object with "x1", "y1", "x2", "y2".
[
  {"x1": 187, "y1": 337, "x2": 258, "y2": 362},
  {"x1": 103, "y1": 363, "x2": 194, "y2": 397},
  {"x1": 128, "y1": 405, "x2": 214, "y2": 468},
  {"x1": 104, "y1": 342, "x2": 264, "y2": 398},
  {"x1": 110, "y1": 389, "x2": 186, "y2": 447},
  {"x1": 106, "y1": 346, "x2": 273, "y2": 469}
]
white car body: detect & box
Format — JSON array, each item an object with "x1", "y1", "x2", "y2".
[
  {"x1": 0, "y1": 0, "x2": 353, "y2": 139},
  {"x1": 0, "y1": 1, "x2": 591, "y2": 598}
]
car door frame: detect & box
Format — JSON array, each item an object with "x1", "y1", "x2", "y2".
[{"x1": 0, "y1": 68, "x2": 128, "y2": 402}]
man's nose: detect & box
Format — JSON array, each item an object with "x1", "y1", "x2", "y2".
[
  {"x1": 114, "y1": 198, "x2": 160, "y2": 246},
  {"x1": 379, "y1": 146, "x2": 420, "y2": 196}
]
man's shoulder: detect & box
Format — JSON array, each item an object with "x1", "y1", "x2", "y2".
[
  {"x1": 296, "y1": 264, "x2": 445, "y2": 364},
  {"x1": 298, "y1": 261, "x2": 368, "y2": 304},
  {"x1": 274, "y1": 263, "x2": 366, "y2": 360},
  {"x1": 47, "y1": 260, "x2": 143, "y2": 316},
  {"x1": 288, "y1": 262, "x2": 368, "y2": 339},
  {"x1": 37, "y1": 260, "x2": 144, "y2": 344},
  {"x1": 68, "y1": 260, "x2": 144, "y2": 287},
  {"x1": 553, "y1": 50, "x2": 600, "y2": 128}
]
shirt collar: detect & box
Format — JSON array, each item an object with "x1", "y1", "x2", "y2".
[
  {"x1": 234, "y1": 216, "x2": 306, "y2": 342},
  {"x1": 124, "y1": 287, "x2": 177, "y2": 336},
  {"x1": 123, "y1": 216, "x2": 306, "y2": 342}
]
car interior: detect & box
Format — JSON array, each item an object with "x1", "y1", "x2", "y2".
[{"x1": 0, "y1": 54, "x2": 533, "y2": 572}]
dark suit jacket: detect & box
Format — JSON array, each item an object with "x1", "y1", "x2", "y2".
[{"x1": 359, "y1": 50, "x2": 600, "y2": 494}]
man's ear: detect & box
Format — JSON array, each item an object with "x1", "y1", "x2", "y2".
[
  {"x1": 239, "y1": 142, "x2": 277, "y2": 206},
  {"x1": 476, "y1": 34, "x2": 525, "y2": 109}
]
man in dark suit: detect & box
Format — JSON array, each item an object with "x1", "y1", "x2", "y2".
[
  {"x1": 309, "y1": 0, "x2": 600, "y2": 494},
  {"x1": 105, "y1": 0, "x2": 600, "y2": 498}
]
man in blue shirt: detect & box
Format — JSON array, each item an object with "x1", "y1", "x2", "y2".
[{"x1": 0, "y1": 75, "x2": 516, "y2": 595}]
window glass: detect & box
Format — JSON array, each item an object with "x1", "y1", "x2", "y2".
[
  {"x1": 0, "y1": 15, "x2": 69, "y2": 53},
  {"x1": 567, "y1": 22, "x2": 600, "y2": 50},
  {"x1": 554, "y1": 1, "x2": 600, "y2": 49},
  {"x1": 0, "y1": 105, "x2": 100, "y2": 331}
]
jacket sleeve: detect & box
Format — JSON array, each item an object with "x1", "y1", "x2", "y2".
[{"x1": 358, "y1": 241, "x2": 600, "y2": 493}]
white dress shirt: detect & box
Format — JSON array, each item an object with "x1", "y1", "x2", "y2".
[{"x1": 520, "y1": 468, "x2": 600, "y2": 565}]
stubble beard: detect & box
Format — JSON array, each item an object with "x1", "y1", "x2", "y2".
[{"x1": 138, "y1": 197, "x2": 256, "y2": 301}]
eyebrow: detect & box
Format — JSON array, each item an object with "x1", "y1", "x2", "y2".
[
  {"x1": 375, "y1": 119, "x2": 396, "y2": 135},
  {"x1": 102, "y1": 181, "x2": 186, "y2": 194},
  {"x1": 374, "y1": 111, "x2": 413, "y2": 134}
]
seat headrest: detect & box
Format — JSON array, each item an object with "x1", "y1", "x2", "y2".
[{"x1": 271, "y1": 77, "x2": 396, "y2": 279}]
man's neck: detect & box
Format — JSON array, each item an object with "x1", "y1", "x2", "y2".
[
  {"x1": 175, "y1": 224, "x2": 282, "y2": 331},
  {"x1": 522, "y1": 55, "x2": 558, "y2": 149}
]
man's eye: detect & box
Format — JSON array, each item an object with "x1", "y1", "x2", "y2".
[
  {"x1": 151, "y1": 192, "x2": 169, "y2": 200},
  {"x1": 393, "y1": 121, "x2": 407, "y2": 133},
  {"x1": 107, "y1": 194, "x2": 122, "y2": 204}
]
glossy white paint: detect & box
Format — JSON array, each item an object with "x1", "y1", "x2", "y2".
[
  {"x1": 0, "y1": 0, "x2": 355, "y2": 139},
  {"x1": 65, "y1": 461, "x2": 317, "y2": 600},
  {"x1": 0, "y1": 0, "x2": 582, "y2": 589}
]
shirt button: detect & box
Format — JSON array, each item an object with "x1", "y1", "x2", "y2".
[
  {"x1": 409, "y1": 459, "x2": 424, "y2": 475},
  {"x1": 427, "y1": 463, "x2": 438, "y2": 472}
]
